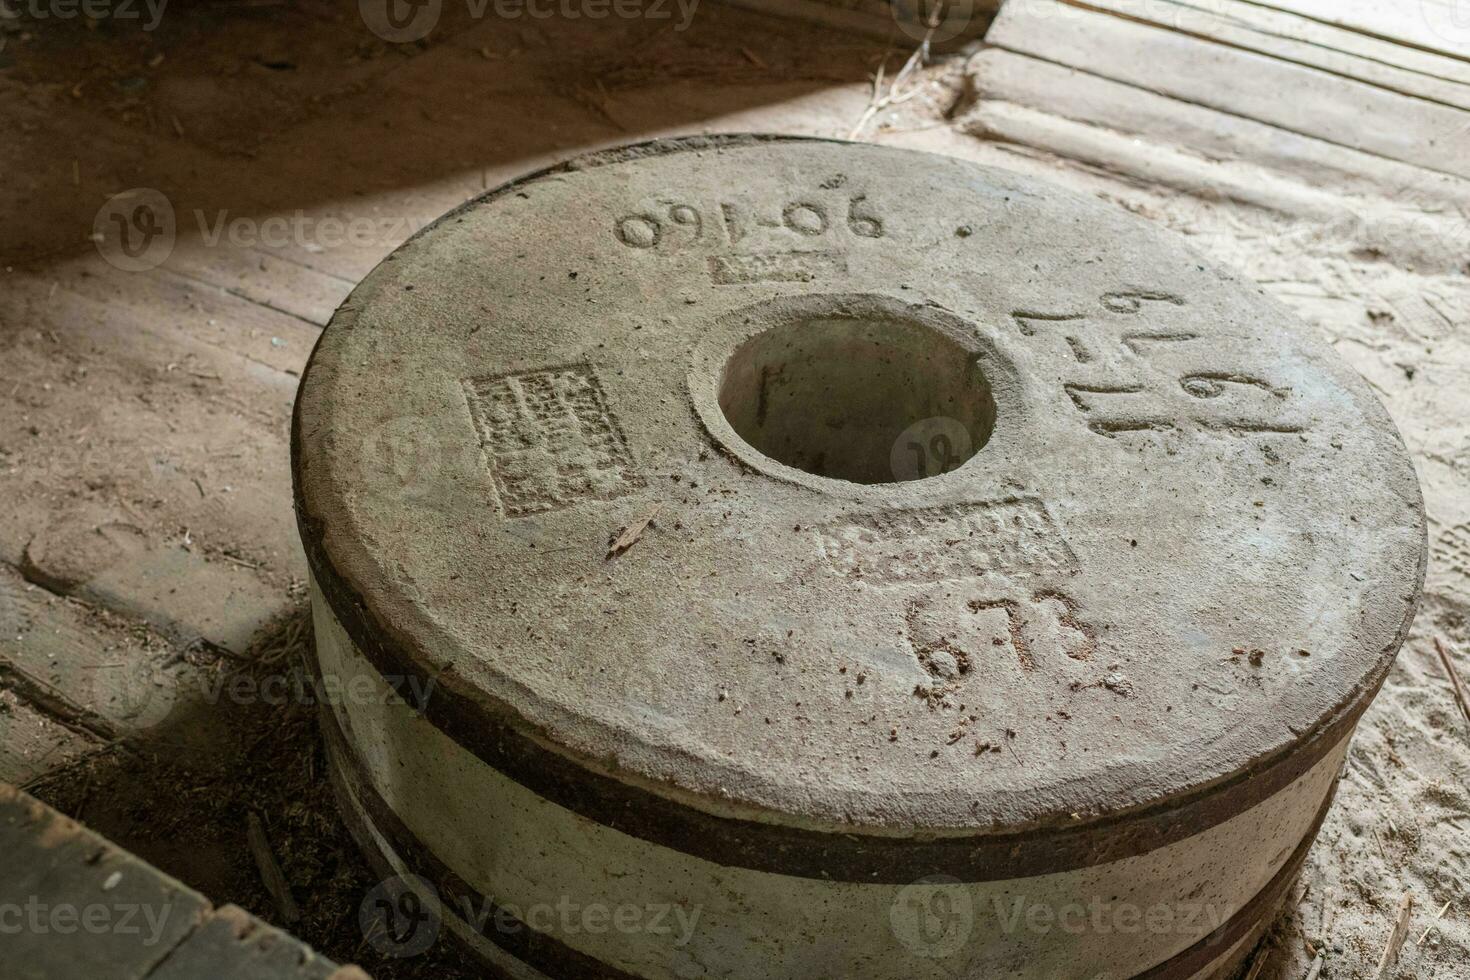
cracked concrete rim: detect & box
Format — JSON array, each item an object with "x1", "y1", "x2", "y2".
[{"x1": 293, "y1": 134, "x2": 1426, "y2": 836}]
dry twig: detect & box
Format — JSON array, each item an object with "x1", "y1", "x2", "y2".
[
  {"x1": 1240, "y1": 943, "x2": 1270, "y2": 980},
  {"x1": 1416, "y1": 899, "x2": 1451, "y2": 945},
  {"x1": 1372, "y1": 892, "x2": 1413, "y2": 979},
  {"x1": 848, "y1": 28, "x2": 935, "y2": 140},
  {"x1": 247, "y1": 811, "x2": 300, "y2": 924},
  {"x1": 1433, "y1": 637, "x2": 1470, "y2": 728}
]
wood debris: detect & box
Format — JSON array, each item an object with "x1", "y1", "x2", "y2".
[
  {"x1": 848, "y1": 30, "x2": 933, "y2": 140},
  {"x1": 1372, "y1": 825, "x2": 1388, "y2": 863},
  {"x1": 1433, "y1": 637, "x2": 1470, "y2": 729},
  {"x1": 247, "y1": 811, "x2": 300, "y2": 924},
  {"x1": 1240, "y1": 943, "x2": 1269, "y2": 980},
  {"x1": 1371, "y1": 892, "x2": 1413, "y2": 979},
  {"x1": 607, "y1": 505, "x2": 661, "y2": 558},
  {"x1": 1416, "y1": 899, "x2": 1451, "y2": 945}
]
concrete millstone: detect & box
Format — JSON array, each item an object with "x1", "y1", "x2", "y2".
[{"x1": 293, "y1": 136, "x2": 1426, "y2": 979}]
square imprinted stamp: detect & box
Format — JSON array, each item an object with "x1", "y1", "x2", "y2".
[{"x1": 463, "y1": 365, "x2": 642, "y2": 516}]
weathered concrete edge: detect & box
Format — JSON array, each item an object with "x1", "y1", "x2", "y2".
[
  {"x1": 304, "y1": 568, "x2": 1361, "y2": 891},
  {"x1": 291, "y1": 134, "x2": 1427, "y2": 871},
  {"x1": 321, "y1": 698, "x2": 1332, "y2": 980}
]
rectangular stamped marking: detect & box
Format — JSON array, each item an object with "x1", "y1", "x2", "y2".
[
  {"x1": 817, "y1": 498, "x2": 1078, "y2": 585},
  {"x1": 708, "y1": 251, "x2": 847, "y2": 285},
  {"x1": 463, "y1": 364, "x2": 642, "y2": 517}
]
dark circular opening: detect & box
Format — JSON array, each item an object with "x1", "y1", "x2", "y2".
[{"x1": 717, "y1": 313, "x2": 995, "y2": 484}]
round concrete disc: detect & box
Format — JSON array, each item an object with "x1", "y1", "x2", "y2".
[{"x1": 295, "y1": 136, "x2": 1424, "y2": 836}]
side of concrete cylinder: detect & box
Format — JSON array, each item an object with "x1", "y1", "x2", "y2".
[{"x1": 312, "y1": 579, "x2": 1343, "y2": 980}]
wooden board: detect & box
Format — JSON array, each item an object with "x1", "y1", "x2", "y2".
[
  {"x1": 718, "y1": 0, "x2": 998, "y2": 43},
  {"x1": 0, "y1": 694, "x2": 100, "y2": 787},
  {"x1": 1078, "y1": 0, "x2": 1470, "y2": 109},
  {"x1": 988, "y1": 0, "x2": 1470, "y2": 179},
  {"x1": 963, "y1": 47, "x2": 1467, "y2": 210},
  {"x1": 1252, "y1": 0, "x2": 1470, "y2": 54},
  {"x1": 147, "y1": 905, "x2": 343, "y2": 980},
  {"x1": 0, "y1": 785, "x2": 352, "y2": 979},
  {"x1": 166, "y1": 241, "x2": 351, "y2": 331},
  {"x1": 1172, "y1": 0, "x2": 1470, "y2": 87}
]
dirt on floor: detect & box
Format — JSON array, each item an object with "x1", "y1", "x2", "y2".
[{"x1": 26, "y1": 608, "x2": 483, "y2": 979}]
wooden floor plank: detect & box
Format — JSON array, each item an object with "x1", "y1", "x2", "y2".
[
  {"x1": 718, "y1": 0, "x2": 997, "y2": 42},
  {"x1": 1, "y1": 268, "x2": 305, "y2": 654},
  {"x1": 147, "y1": 906, "x2": 344, "y2": 980},
  {"x1": 0, "y1": 786, "x2": 354, "y2": 979},
  {"x1": 1250, "y1": 0, "x2": 1470, "y2": 57},
  {"x1": 167, "y1": 240, "x2": 350, "y2": 331},
  {"x1": 1079, "y1": 0, "x2": 1470, "y2": 109},
  {"x1": 1173, "y1": 0, "x2": 1470, "y2": 87},
  {"x1": 0, "y1": 695, "x2": 100, "y2": 788},
  {"x1": 964, "y1": 57, "x2": 1337, "y2": 216},
  {"x1": 0, "y1": 567, "x2": 179, "y2": 735},
  {"x1": 988, "y1": 0, "x2": 1470, "y2": 179},
  {"x1": 60, "y1": 260, "x2": 320, "y2": 378},
  {"x1": 963, "y1": 47, "x2": 1470, "y2": 210}
]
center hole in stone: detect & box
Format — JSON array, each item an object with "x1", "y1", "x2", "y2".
[{"x1": 717, "y1": 314, "x2": 995, "y2": 485}]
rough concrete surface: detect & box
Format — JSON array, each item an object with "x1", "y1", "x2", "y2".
[{"x1": 297, "y1": 136, "x2": 1424, "y2": 834}]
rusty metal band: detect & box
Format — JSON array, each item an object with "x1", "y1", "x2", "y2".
[
  {"x1": 297, "y1": 492, "x2": 1367, "y2": 884},
  {"x1": 325, "y1": 709, "x2": 636, "y2": 980}
]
